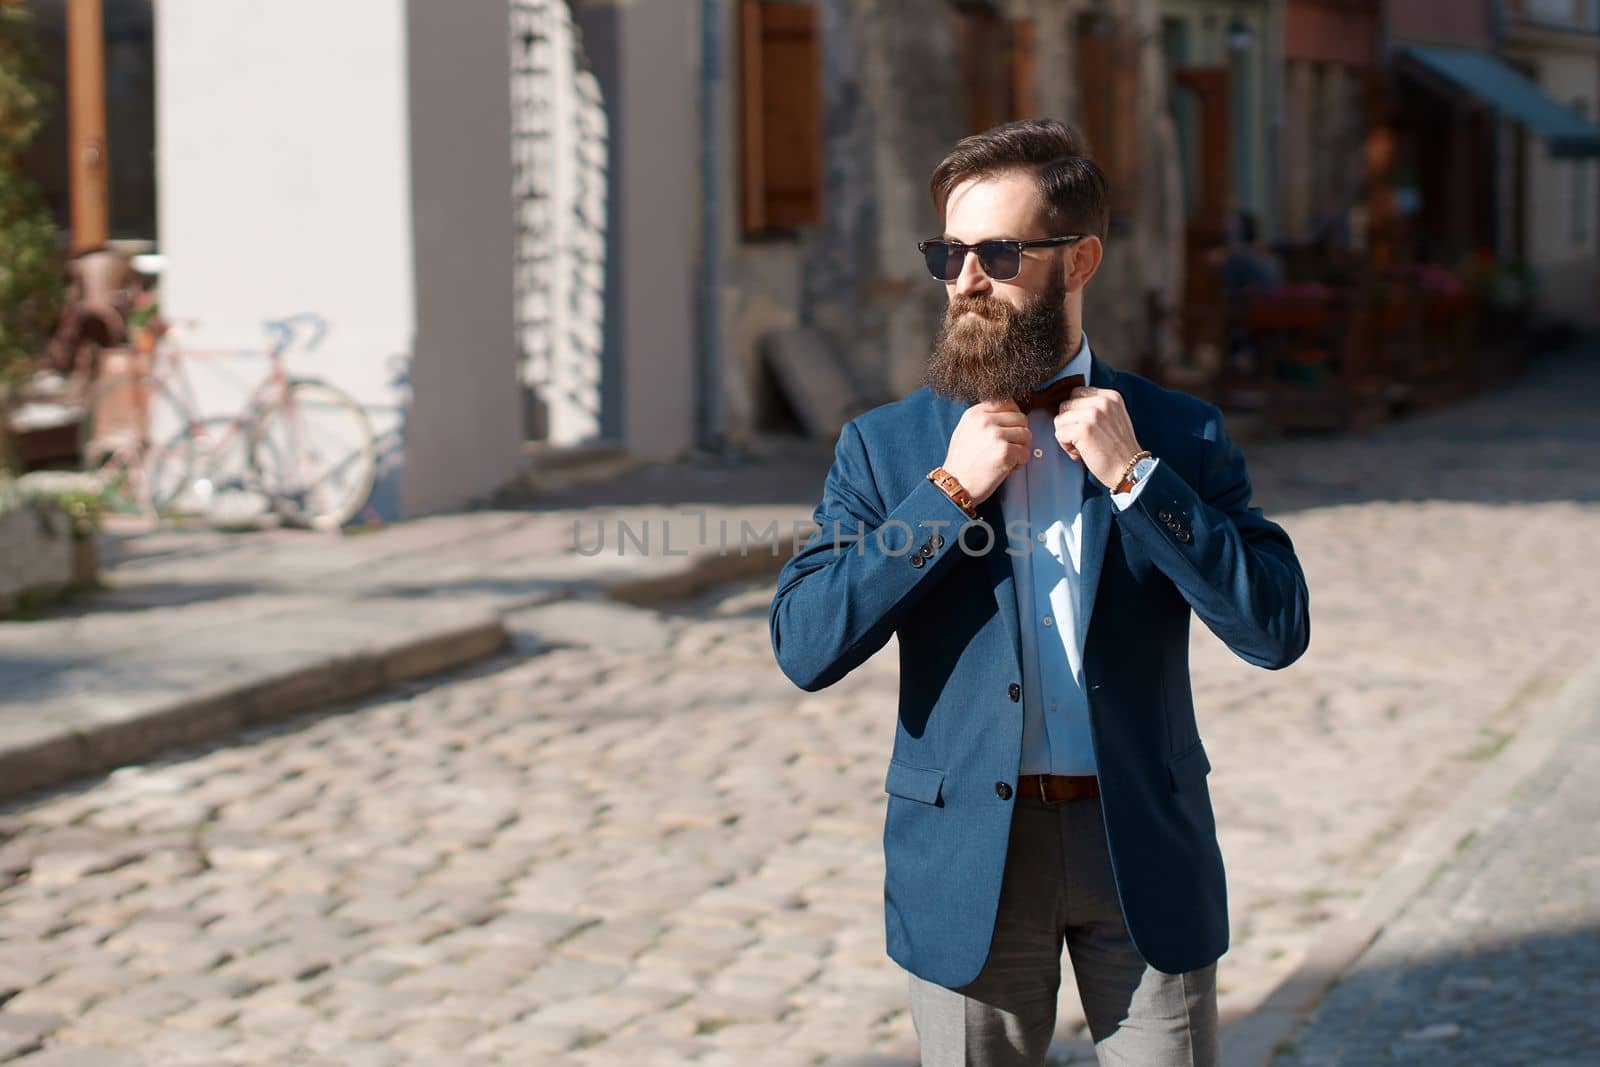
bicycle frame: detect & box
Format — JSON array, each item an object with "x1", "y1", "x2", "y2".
[
  {"x1": 147, "y1": 313, "x2": 328, "y2": 468},
  {"x1": 83, "y1": 311, "x2": 372, "y2": 527}
]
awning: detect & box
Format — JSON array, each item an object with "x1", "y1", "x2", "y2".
[{"x1": 1398, "y1": 44, "x2": 1600, "y2": 158}]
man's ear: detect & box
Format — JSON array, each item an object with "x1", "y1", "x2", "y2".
[{"x1": 1064, "y1": 236, "x2": 1104, "y2": 293}]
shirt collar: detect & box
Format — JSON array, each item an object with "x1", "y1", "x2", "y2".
[{"x1": 1028, "y1": 331, "x2": 1092, "y2": 393}]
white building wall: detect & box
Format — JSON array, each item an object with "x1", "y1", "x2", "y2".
[
  {"x1": 616, "y1": 0, "x2": 698, "y2": 461},
  {"x1": 1508, "y1": 44, "x2": 1600, "y2": 324},
  {"x1": 154, "y1": 0, "x2": 414, "y2": 462},
  {"x1": 401, "y1": 0, "x2": 526, "y2": 516},
  {"x1": 511, "y1": 0, "x2": 610, "y2": 446},
  {"x1": 156, "y1": 0, "x2": 526, "y2": 519}
]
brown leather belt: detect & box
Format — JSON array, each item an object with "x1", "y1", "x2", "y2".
[{"x1": 1017, "y1": 774, "x2": 1100, "y2": 805}]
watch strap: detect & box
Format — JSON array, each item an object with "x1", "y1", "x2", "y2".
[
  {"x1": 927, "y1": 467, "x2": 977, "y2": 519},
  {"x1": 1112, "y1": 450, "x2": 1154, "y2": 494}
]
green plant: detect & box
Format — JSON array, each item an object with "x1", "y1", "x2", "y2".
[
  {"x1": 0, "y1": 471, "x2": 108, "y2": 540},
  {"x1": 50, "y1": 485, "x2": 103, "y2": 538},
  {"x1": 127, "y1": 293, "x2": 160, "y2": 330},
  {"x1": 0, "y1": 3, "x2": 65, "y2": 472},
  {"x1": 1461, "y1": 253, "x2": 1539, "y2": 310}
]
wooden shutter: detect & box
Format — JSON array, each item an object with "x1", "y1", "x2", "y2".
[
  {"x1": 1172, "y1": 67, "x2": 1231, "y2": 234},
  {"x1": 1074, "y1": 13, "x2": 1140, "y2": 218},
  {"x1": 1010, "y1": 19, "x2": 1036, "y2": 120},
  {"x1": 1173, "y1": 66, "x2": 1232, "y2": 327},
  {"x1": 740, "y1": 0, "x2": 821, "y2": 234},
  {"x1": 957, "y1": 6, "x2": 1003, "y2": 133},
  {"x1": 956, "y1": 7, "x2": 1036, "y2": 133}
]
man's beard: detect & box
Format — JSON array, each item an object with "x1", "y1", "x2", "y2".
[{"x1": 924, "y1": 264, "x2": 1069, "y2": 405}]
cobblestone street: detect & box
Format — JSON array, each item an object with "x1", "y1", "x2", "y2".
[
  {"x1": 1273, "y1": 673, "x2": 1600, "y2": 1067},
  {"x1": 1, "y1": 347, "x2": 1597, "y2": 1066}
]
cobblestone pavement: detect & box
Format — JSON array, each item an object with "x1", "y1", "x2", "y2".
[
  {"x1": 0, "y1": 346, "x2": 1597, "y2": 1065},
  {"x1": 1273, "y1": 683, "x2": 1600, "y2": 1066}
]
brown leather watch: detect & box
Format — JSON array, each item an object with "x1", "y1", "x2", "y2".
[{"x1": 927, "y1": 467, "x2": 977, "y2": 518}]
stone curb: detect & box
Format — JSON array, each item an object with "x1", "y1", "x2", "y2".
[
  {"x1": 1220, "y1": 647, "x2": 1600, "y2": 1066},
  {"x1": 0, "y1": 615, "x2": 510, "y2": 808},
  {"x1": 0, "y1": 533, "x2": 797, "y2": 808},
  {"x1": 601, "y1": 532, "x2": 800, "y2": 608}
]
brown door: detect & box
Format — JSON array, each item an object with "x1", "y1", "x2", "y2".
[{"x1": 1171, "y1": 66, "x2": 1232, "y2": 349}]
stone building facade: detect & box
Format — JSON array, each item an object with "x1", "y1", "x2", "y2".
[{"x1": 713, "y1": 0, "x2": 1189, "y2": 446}]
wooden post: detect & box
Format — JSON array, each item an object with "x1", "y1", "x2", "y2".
[{"x1": 67, "y1": 0, "x2": 109, "y2": 252}]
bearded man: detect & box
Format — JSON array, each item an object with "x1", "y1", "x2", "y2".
[{"x1": 768, "y1": 119, "x2": 1310, "y2": 1066}]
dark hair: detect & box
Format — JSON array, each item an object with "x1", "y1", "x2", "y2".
[
  {"x1": 929, "y1": 118, "x2": 1110, "y2": 239},
  {"x1": 1236, "y1": 211, "x2": 1259, "y2": 243}
]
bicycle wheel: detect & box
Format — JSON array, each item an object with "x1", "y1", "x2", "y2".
[
  {"x1": 185, "y1": 416, "x2": 277, "y2": 525},
  {"x1": 77, "y1": 372, "x2": 197, "y2": 520},
  {"x1": 248, "y1": 379, "x2": 377, "y2": 531}
]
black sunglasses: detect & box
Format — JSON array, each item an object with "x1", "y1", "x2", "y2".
[{"x1": 916, "y1": 235, "x2": 1086, "y2": 282}]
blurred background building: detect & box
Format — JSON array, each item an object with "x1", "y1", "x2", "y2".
[{"x1": 10, "y1": 0, "x2": 1600, "y2": 519}]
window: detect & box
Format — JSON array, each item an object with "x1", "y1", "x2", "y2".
[{"x1": 739, "y1": 0, "x2": 822, "y2": 235}]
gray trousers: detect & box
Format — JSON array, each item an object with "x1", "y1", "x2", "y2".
[{"x1": 905, "y1": 792, "x2": 1219, "y2": 1066}]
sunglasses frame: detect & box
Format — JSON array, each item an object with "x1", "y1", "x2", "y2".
[{"x1": 916, "y1": 235, "x2": 1088, "y2": 282}]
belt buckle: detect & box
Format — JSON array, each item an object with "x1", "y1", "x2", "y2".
[{"x1": 1034, "y1": 774, "x2": 1061, "y2": 807}]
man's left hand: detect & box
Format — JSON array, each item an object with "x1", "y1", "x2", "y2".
[{"x1": 1053, "y1": 386, "x2": 1144, "y2": 489}]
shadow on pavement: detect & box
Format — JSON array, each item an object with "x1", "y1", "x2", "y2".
[
  {"x1": 9, "y1": 580, "x2": 265, "y2": 621},
  {"x1": 1274, "y1": 924, "x2": 1600, "y2": 1064},
  {"x1": 504, "y1": 437, "x2": 837, "y2": 513},
  {"x1": 507, "y1": 343, "x2": 1600, "y2": 523}
]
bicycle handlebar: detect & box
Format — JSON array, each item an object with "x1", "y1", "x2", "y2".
[{"x1": 262, "y1": 313, "x2": 328, "y2": 354}]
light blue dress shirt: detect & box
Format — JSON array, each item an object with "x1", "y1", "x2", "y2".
[{"x1": 1000, "y1": 333, "x2": 1159, "y2": 777}]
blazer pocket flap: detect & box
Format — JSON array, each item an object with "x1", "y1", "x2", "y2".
[
  {"x1": 1168, "y1": 742, "x2": 1212, "y2": 791},
  {"x1": 884, "y1": 759, "x2": 945, "y2": 805}
]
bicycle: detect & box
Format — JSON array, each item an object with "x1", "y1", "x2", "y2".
[{"x1": 76, "y1": 313, "x2": 379, "y2": 531}]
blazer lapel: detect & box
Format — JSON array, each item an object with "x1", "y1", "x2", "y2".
[
  {"x1": 1077, "y1": 351, "x2": 1119, "y2": 637},
  {"x1": 933, "y1": 389, "x2": 1025, "y2": 672}
]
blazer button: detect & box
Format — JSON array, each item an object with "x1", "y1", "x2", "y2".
[
  {"x1": 931, "y1": 534, "x2": 945, "y2": 550},
  {"x1": 995, "y1": 781, "x2": 1013, "y2": 800},
  {"x1": 1176, "y1": 529, "x2": 1192, "y2": 543},
  {"x1": 908, "y1": 553, "x2": 925, "y2": 568},
  {"x1": 1157, "y1": 508, "x2": 1172, "y2": 523},
  {"x1": 1007, "y1": 682, "x2": 1021, "y2": 702},
  {"x1": 919, "y1": 542, "x2": 935, "y2": 558}
]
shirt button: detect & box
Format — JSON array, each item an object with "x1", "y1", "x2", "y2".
[
  {"x1": 1032, "y1": 448, "x2": 1043, "y2": 458},
  {"x1": 1008, "y1": 682, "x2": 1022, "y2": 702},
  {"x1": 995, "y1": 781, "x2": 1013, "y2": 800},
  {"x1": 1042, "y1": 615, "x2": 1053, "y2": 627}
]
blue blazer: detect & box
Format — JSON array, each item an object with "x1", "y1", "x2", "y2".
[{"x1": 768, "y1": 350, "x2": 1310, "y2": 985}]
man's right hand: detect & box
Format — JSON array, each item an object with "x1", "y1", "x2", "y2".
[{"x1": 941, "y1": 399, "x2": 1031, "y2": 506}]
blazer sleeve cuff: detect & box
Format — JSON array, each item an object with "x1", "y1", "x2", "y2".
[{"x1": 1111, "y1": 456, "x2": 1200, "y2": 545}]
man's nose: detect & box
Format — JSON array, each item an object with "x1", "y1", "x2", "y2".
[{"x1": 953, "y1": 249, "x2": 990, "y2": 298}]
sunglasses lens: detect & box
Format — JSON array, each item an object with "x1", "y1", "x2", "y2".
[
  {"x1": 978, "y1": 242, "x2": 1021, "y2": 280},
  {"x1": 921, "y1": 240, "x2": 1029, "y2": 280},
  {"x1": 924, "y1": 242, "x2": 958, "y2": 281}
]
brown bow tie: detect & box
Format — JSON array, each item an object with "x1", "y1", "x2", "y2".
[{"x1": 1017, "y1": 374, "x2": 1085, "y2": 413}]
